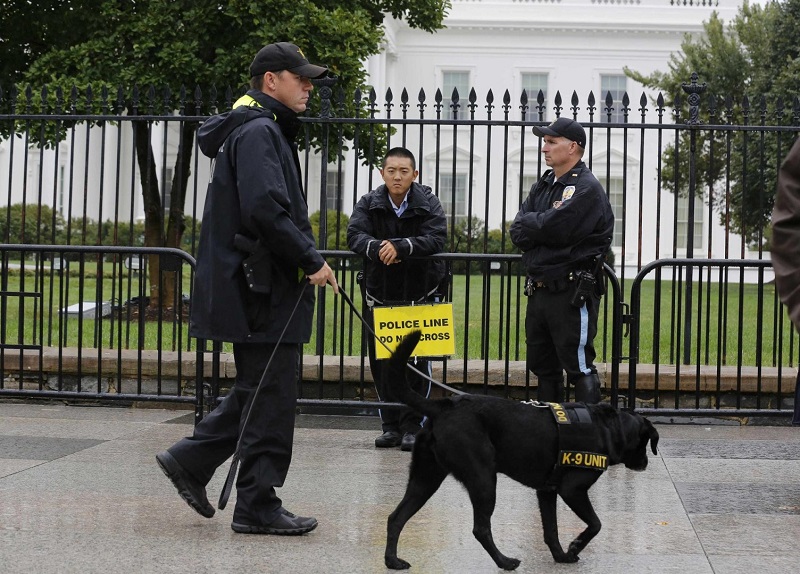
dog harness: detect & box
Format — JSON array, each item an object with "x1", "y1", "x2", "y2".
[{"x1": 523, "y1": 401, "x2": 608, "y2": 487}]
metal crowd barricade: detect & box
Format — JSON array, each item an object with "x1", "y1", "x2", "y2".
[
  {"x1": 628, "y1": 258, "x2": 797, "y2": 418},
  {"x1": 0, "y1": 244, "x2": 208, "y2": 425}
]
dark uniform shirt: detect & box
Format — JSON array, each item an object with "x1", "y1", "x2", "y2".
[{"x1": 510, "y1": 160, "x2": 614, "y2": 281}]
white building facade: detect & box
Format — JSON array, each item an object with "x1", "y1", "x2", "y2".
[
  {"x1": 344, "y1": 0, "x2": 750, "y2": 278},
  {"x1": 3, "y1": 0, "x2": 766, "y2": 280}
]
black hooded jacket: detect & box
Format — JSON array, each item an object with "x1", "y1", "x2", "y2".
[
  {"x1": 347, "y1": 181, "x2": 447, "y2": 301},
  {"x1": 189, "y1": 90, "x2": 324, "y2": 343}
]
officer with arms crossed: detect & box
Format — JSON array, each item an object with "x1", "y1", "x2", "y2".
[
  {"x1": 155, "y1": 42, "x2": 338, "y2": 536},
  {"x1": 510, "y1": 118, "x2": 614, "y2": 404},
  {"x1": 347, "y1": 147, "x2": 447, "y2": 451}
]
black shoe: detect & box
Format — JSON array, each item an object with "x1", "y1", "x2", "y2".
[
  {"x1": 400, "y1": 432, "x2": 416, "y2": 452},
  {"x1": 155, "y1": 451, "x2": 215, "y2": 518},
  {"x1": 375, "y1": 430, "x2": 402, "y2": 448},
  {"x1": 232, "y1": 508, "x2": 318, "y2": 535},
  {"x1": 573, "y1": 374, "x2": 602, "y2": 404}
]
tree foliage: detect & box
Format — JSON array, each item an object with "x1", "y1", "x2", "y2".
[
  {"x1": 0, "y1": 0, "x2": 107, "y2": 84},
  {"x1": 3, "y1": 0, "x2": 449, "y2": 306},
  {"x1": 625, "y1": 0, "x2": 800, "y2": 245},
  {"x1": 8, "y1": 0, "x2": 449, "y2": 133},
  {"x1": 310, "y1": 210, "x2": 349, "y2": 251}
]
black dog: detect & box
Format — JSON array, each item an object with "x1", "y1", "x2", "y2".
[{"x1": 384, "y1": 331, "x2": 659, "y2": 571}]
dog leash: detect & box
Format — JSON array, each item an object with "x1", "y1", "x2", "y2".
[
  {"x1": 219, "y1": 280, "x2": 463, "y2": 509},
  {"x1": 218, "y1": 281, "x2": 309, "y2": 510},
  {"x1": 337, "y1": 288, "x2": 465, "y2": 396}
]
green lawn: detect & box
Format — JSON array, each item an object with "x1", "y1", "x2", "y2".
[
  {"x1": 1, "y1": 259, "x2": 193, "y2": 352},
  {"x1": 630, "y1": 275, "x2": 797, "y2": 367},
  {"x1": 2, "y1": 263, "x2": 797, "y2": 367},
  {"x1": 305, "y1": 272, "x2": 798, "y2": 367}
]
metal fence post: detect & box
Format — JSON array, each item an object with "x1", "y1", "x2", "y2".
[
  {"x1": 681, "y1": 72, "x2": 707, "y2": 364},
  {"x1": 313, "y1": 75, "x2": 338, "y2": 360}
]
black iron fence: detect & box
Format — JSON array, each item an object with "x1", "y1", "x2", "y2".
[
  {"x1": 628, "y1": 258, "x2": 797, "y2": 417},
  {"x1": 1, "y1": 74, "x2": 798, "y2": 420},
  {"x1": 0, "y1": 244, "x2": 208, "y2": 424}
]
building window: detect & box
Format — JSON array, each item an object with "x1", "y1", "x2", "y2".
[
  {"x1": 521, "y1": 73, "x2": 548, "y2": 119},
  {"x1": 600, "y1": 74, "x2": 627, "y2": 123},
  {"x1": 520, "y1": 174, "x2": 538, "y2": 199},
  {"x1": 607, "y1": 178, "x2": 624, "y2": 248},
  {"x1": 58, "y1": 165, "x2": 66, "y2": 215},
  {"x1": 442, "y1": 71, "x2": 470, "y2": 120},
  {"x1": 676, "y1": 194, "x2": 704, "y2": 251},
  {"x1": 325, "y1": 169, "x2": 342, "y2": 212},
  {"x1": 162, "y1": 167, "x2": 174, "y2": 212},
  {"x1": 439, "y1": 173, "x2": 467, "y2": 220}
]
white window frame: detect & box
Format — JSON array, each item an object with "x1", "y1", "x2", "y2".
[
  {"x1": 607, "y1": 177, "x2": 625, "y2": 249},
  {"x1": 520, "y1": 72, "x2": 549, "y2": 120},
  {"x1": 520, "y1": 174, "x2": 538, "y2": 199},
  {"x1": 600, "y1": 74, "x2": 628, "y2": 124},
  {"x1": 440, "y1": 70, "x2": 471, "y2": 120},
  {"x1": 675, "y1": 194, "x2": 704, "y2": 251},
  {"x1": 439, "y1": 172, "x2": 468, "y2": 221},
  {"x1": 162, "y1": 166, "x2": 174, "y2": 212},
  {"x1": 325, "y1": 168, "x2": 342, "y2": 212}
]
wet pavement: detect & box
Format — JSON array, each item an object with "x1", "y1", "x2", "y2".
[{"x1": 0, "y1": 402, "x2": 798, "y2": 574}]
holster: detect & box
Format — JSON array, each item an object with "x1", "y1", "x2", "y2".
[
  {"x1": 235, "y1": 233, "x2": 271, "y2": 295},
  {"x1": 569, "y1": 270, "x2": 596, "y2": 307}
]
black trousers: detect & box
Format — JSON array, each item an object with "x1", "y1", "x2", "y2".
[
  {"x1": 525, "y1": 286, "x2": 600, "y2": 383},
  {"x1": 364, "y1": 304, "x2": 430, "y2": 434},
  {"x1": 168, "y1": 341, "x2": 298, "y2": 525}
]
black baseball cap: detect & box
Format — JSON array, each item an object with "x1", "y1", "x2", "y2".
[
  {"x1": 532, "y1": 117, "x2": 586, "y2": 148},
  {"x1": 249, "y1": 42, "x2": 328, "y2": 79}
]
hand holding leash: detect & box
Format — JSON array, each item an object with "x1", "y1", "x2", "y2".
[{"x1": 308, "y1": 262, "x2": 339, "y2": 293}]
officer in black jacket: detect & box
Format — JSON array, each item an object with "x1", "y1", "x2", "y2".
[
  {"x1": 156, "y1": 42, "x2": 338, "y2": 536},
  {"x1": 771, "y1": 137, "x2": 800, "y2": 425},
  {"x1": 347, "y1": 147, "x2": 447, "y2": 451},
  {"x1": 510, "y1": 118, "x2": 614, "y2": 404}
]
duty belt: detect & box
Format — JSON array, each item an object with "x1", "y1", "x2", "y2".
[{"x1": 524, "y1": 273, "x2": 574, "y2": 295}]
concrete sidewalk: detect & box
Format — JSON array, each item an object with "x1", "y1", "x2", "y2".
[{"x1": 0, "y1": 402, "x2": 798, "y2": 574}]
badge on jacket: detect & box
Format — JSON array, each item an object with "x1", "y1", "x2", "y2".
[{"x1": 562, "y1": 185, "x2": 576, "y2": 201}]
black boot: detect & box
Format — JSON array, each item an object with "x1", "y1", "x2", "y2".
[
  {"x1": 536, "y1": 377, "x2": 564, "y2": 403},
  {"x1": 573, "y1": 374, "x2": 601, "y2": 404}
]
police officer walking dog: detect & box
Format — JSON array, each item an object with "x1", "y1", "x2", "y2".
[
  {"x1": 510, "y1": 118, "x2": 614, "y2": 403},
  {"x1": 155, "y1": 42, "x2": 338, "y2": 535}
]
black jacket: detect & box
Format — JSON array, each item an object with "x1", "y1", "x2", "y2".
[
  {"x1": 772, "y1": 137, "x2": 800, "y2": 333},
  {"x1": 189, "y1": 90, "x2": 324, "y2": 343},
  {"x1": 510, "y1": 161, "x2": 614, "y2": 281},
  {"x1": 347, "y1": 181, "x2": 447, "y2": 301}
]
